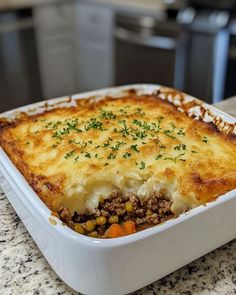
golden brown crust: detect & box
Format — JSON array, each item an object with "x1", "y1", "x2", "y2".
[{"x1": 0, "y1": 90, "x2": 235, "y2": 214}]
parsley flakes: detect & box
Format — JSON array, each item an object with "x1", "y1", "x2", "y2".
[
  {"x1": 84, "y1": 152, "x2": 91, "y2": 159},
  {"x1": 137, "y1": 161, "x2": 146, "y2": 170},
  {"x1": 85, "y1": 118, "x2": 104, "y2": 131},
  {"x1": 202, "y1": 136, "x2": 208, "y2": 143},
  {"x1": 99, "y1": 110, "x2": 116, "y2": 120},
  {"x1": 107, "y1": 153, "x2": 116, "y2": 160},
  {"x1": 131, "y1": 144, "x2": 139, "y2": 153},
  {"x1": 64, "y1": 150, "x2": 76, "y2": 159},
  {"x1": 174, "y1": 144, "x2": 186, "y2": 151},
  {"x1": 123, "y1": 152, "x2": 131, "y2": 159}
]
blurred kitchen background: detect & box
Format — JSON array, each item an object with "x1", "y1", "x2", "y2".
[{"x1": 1, "y1": 0, "x2": 236, "y2": 112}]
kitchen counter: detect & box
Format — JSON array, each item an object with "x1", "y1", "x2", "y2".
[
  {"x1": 0, "y1": 98, "x2": 236, "y2": 295},
  {"x1": 0, "y1": 0, "x2": 166, "y2": 17},
  {"x1": 0, "y1": 0, "x2": 64, "y2": 12},
  {"x1": 84, "y1": 0, "x2": 166, "y2": 16}
]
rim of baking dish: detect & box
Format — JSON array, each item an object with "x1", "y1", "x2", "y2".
[{"x1": 0, "y1": 84, "x2": 235, "y2": 248}]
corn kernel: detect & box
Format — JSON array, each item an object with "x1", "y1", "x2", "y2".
[
  {"x1": 96, "y1": 216, "x2": 107, "y2": 226},
  {"x1": 125, "y1": 201, "x2": 134, "y2": 212},
  {"x1": 88, "y1": 231, "x2": 98, "y2": 238},
  {"x1": 85, "y1": 220, "x2": 95, "y2": 232},
  {"x1": 74, "y1": 223, "x2": 85, "y2": 235},
  {"x1": 108, "y1": 215, "x2": 119, "y2": 224}
]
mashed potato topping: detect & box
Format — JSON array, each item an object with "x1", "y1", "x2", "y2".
[{"x1": 0, "y1": 90, "x2": 235, "y2": 218}]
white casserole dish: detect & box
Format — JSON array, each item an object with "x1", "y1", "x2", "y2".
[{"x1": 0, "y1": 84, "x2": 236, "y2": 295}]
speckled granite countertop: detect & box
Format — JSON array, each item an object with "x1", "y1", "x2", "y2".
[{"x1": 0, "y1": 98, "x2": 236, "y2": 295}]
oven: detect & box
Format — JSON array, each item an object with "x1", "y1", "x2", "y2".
[{"x1": 114, "y1": 13, "x2": 185, "y2": 90}]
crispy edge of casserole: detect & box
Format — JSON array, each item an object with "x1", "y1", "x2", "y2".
[{"x1": 0, "y1": 88, "x2": 235, "y2": 238}]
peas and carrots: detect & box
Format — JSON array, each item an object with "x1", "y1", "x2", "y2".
[{"x1": 74, "y1": 219, "x2": 137, "y2": 238}]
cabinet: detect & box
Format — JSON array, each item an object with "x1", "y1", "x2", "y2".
[
  {"x1": 33, "y1": 1, "x2": 76, "y2": 99},
  {"x1": 74, "y1": 2, "x2": 114, "y2": 92},
  {"x1": 0, "y1": 10, "x2": 41, "y2": 112},
  {"x1": 33, "y1": 1, "x2": 115, "y2": 98}
]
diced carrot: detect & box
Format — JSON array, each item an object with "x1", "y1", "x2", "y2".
[
  {"x1": 107, "y1": 223, "x2": 123, "y2": 238},
  {"x1": 123, "y1": 220, "x2": 136, "y2": 235}
]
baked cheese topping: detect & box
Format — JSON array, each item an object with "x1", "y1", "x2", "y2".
[{"x1": 0, "y1": 91, "x2": 236, "y2": 216}]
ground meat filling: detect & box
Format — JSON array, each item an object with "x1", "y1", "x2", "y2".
[{"x1": 58, "y1": 192, "x2": 175, "y2": 238}]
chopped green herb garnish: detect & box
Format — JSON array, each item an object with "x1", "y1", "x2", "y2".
[
  {"x1": 100, "y1": 110, "x2": 116, "y2": 120},
  {"x1": 133, "y1": 119, "x2": 150, "y2": 131},
  {"x1": 52, "y1": 131, "x2": 63, "y2": 140},
  {"x1": 131, "y1": 129, "x2": 147, "y2": 140},
  {"x1": 177, "y1": 127, "x2": 185, "y2": 136},
  {"x1": 64, "y1": 150, "x2": 76, "y2": 159},
  {"x1": 119, "y1": 121, "x2": 129, "y2": 137},
  {"x1": 164, "y1": 156, "x2": 176, "y2": 162},
  {"x1": 174, "y1": 144, "x2": 186, "y2": 151},
  {"x1": 157, "y1": 116, "x2": 164, "y2": 123},
  {"x1": 138, "y1": 161, "x2": 146, "y2": 170},
  {"x1": 155, "y1": 154, "x2": 163, "y2": 160},
  {"x1": 202, "y1": 136, "x2": 208, "y2": 143},
  {"x1": 85, "y1": 118, "x2": 104, "y2": 131},
  {"x1": 111, "y1": 141, "x2": 126, "y2": 151},
  {"x1": 123, "y1": 152, "x2": 131, "y2": 159},
  {"x1": 119, "y1": 109, "x2": 127, "y2": 115},
  {"x1": 170, "y1": 122, "x2": 176, "y2": 129},
  {"x1": 45, "y1": 120, "x2": 62, "y2": 129},
  {"x1": 164, "y1": 153, "x2": 186, "y2": 163},
  {"x1": 102, "y1": 141, "x2": 110, "y2": 147},
  {"x1": 131, "y1": 144, "x2": 139, "y2": 153},
  {"x1": 135, "y1": 107, "x2": 145, "y2": 116},
  {"x1": 84, "y1": 152, "x2": 91, "y2": 159},
  {"x1": 68, "y1": 139, "x2": 81, "y2": 145},
  {"x1": 107, "y1": 153, "x2": 116, "y2": 160},
  {"x1": 163, "y1": 129, "x2": 176, "y2": 139},
  {"x1": 74, "y1": 156, "x2": 80, "y2": 163}
]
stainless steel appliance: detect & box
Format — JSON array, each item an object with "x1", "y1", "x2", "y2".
[
  {"x1": 176, "y1": 0, "x2": 236, "y2": 102},
  {"x1": 0, "y1": 9, "x2": 42, "y2": 112},
  {"x1": 225, "y1": 19, "x2": 236, "y2": 98},
  {"x1": 187, "y1": 0, "x2": 236, "y2": 10},
  {"x1": 178, "y1": 7, "x2": 230, "y2": 103},
  {"x1": 114, "y1": 13, "x2": 184, "y2": 90},
  {"x1": 114, "y1": 1, "x2": 236, "y2": 104}
]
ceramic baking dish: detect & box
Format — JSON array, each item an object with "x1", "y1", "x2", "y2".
[{"x1": 0, "y1": 84, "x2": 236, "y2": 295}]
